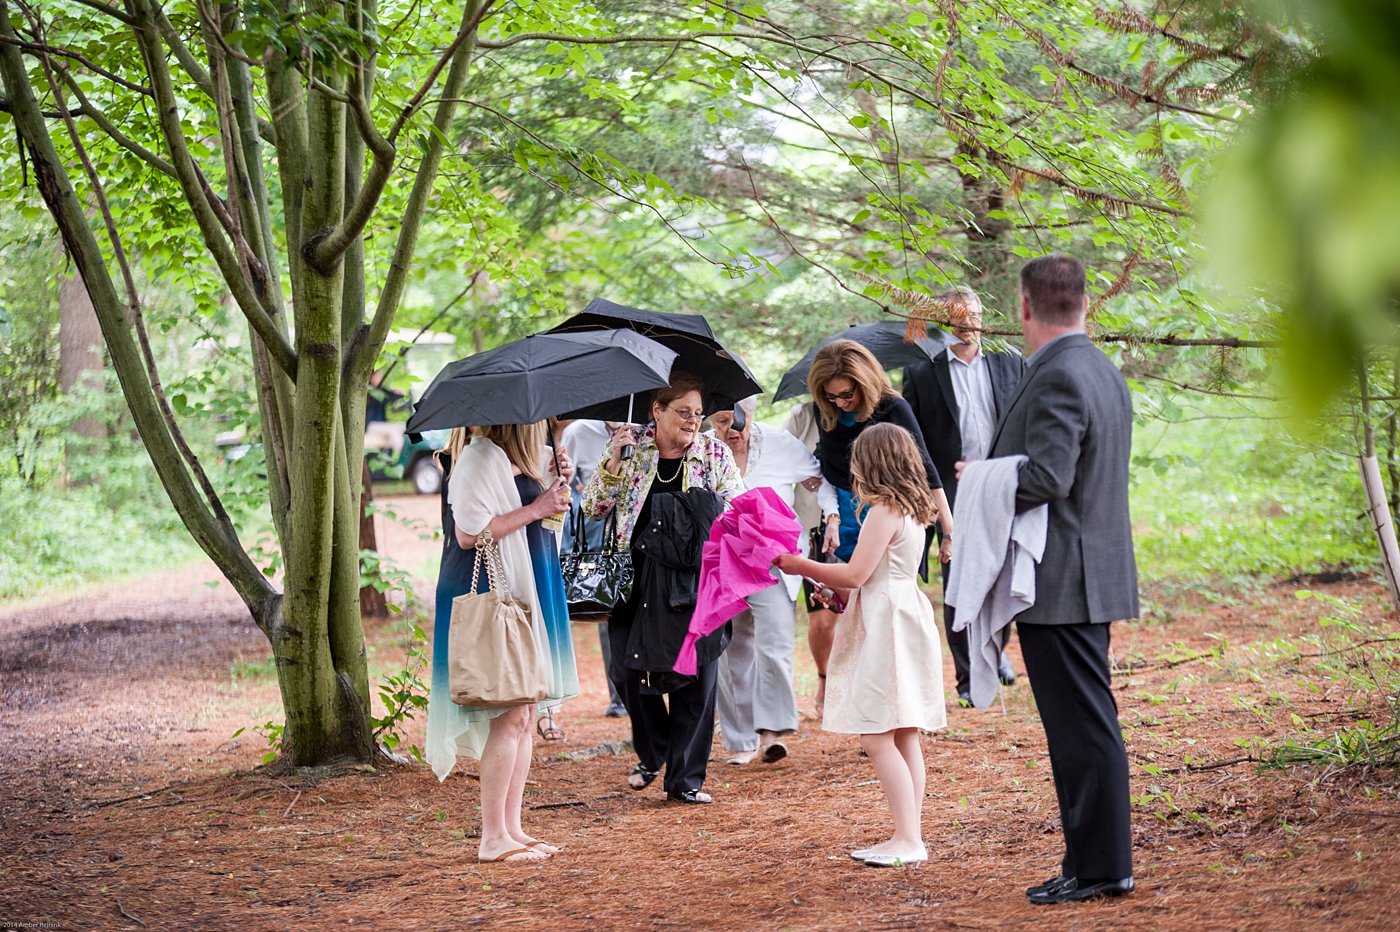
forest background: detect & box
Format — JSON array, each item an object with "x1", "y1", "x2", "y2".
[{"x1": 1, "y1": 0, "x2": 1397, "y2": 772}]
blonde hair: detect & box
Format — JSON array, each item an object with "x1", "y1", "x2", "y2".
[
  {"x1": 471, "y1": 421, "x2": 548, "y2": 482},
  {"x1": 807, "y1": 339, "x2": 895, "y2": 431},
  {"x1": 440, "y1": 427, "x2": 469, "y2": 464},
  {"x1": 849, "y1": 423, "x2": 939, "y2": 525}
]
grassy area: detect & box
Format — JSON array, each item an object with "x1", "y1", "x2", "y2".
[
  {"x1": 0, "y1": 475, "x2": 199, "y2": 602},
  {"x1": 1130, "y1": 396, "x2": 1377, "y2": 591}
]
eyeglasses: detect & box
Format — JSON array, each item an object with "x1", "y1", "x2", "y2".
[
  {"x1": 663, "y1": 405, "x2": 705, "y2": 422},
  {"x1": 823, "y1": 388, "x2": 857, "y2": 403}
]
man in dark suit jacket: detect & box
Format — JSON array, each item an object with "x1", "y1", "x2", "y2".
[
  {"x1": 982, "y1": 254, "x2": 1138, "y2": 905},
  {"x1": 904, "y1": 287, "x2": 1026, "y2": 706}
]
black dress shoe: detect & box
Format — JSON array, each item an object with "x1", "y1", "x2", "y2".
[
  {"x1": 1025, "y1": 875, "x2": 1072, "y2": 897},
  {"x1": 1028, "y1": 876, "x2": 1134, "y2": 905},
  {"x1": 604, "y1": 701, "x2": 628, "y2": 718},
  {"x1": 956, "y1": 692, "x2": 973, "y2": 708}
]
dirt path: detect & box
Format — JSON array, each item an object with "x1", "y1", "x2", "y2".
[{"x1": 2, "y1": 497, "x2": 1399, "y2": 930}]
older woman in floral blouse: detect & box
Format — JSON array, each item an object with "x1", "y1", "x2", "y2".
[{"x1": 583, "y1": 373, "x2": 743, "y2": 804}]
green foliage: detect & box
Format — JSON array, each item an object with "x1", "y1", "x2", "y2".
[
  {"x1": 361, "y1": 547, "x2": 431, "y2": 762},
  {"x1": 371, "y1": 617, "x2": 430, "y2": 763},
  {"x1": 1266, "y1": 591, "x2": 1400, "y2": 772},
  {"x1": 1202, "y1": 0, "x2": 1400, "y2": 414},
  {"x1": 1130, "y1": 391, "x2": 1375, "y2": 588},
  {"x1": 0, "y1": 470, "x2": 197, "y2": 600},
  {"x1": 232, "y1": 720, "x2": 286, "y2": 767}
]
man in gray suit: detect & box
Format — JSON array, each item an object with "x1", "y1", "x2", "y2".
[
  {"x1": 904, "y1": 287, "x2": 1025, "y2": 706},
  {"x1": 981, "y1": 254, "x2": 1138, "y2": 904}
]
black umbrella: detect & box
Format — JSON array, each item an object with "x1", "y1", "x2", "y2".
[
  {"x1": 548, "y1": 298, "x2": 764, "y2": 421},
  {"x1": 773, "y1": 320, "x2": 955, "y2": 402},
  {"x1": 405, "y1": 329, "x2": 678, "y2": 432}
]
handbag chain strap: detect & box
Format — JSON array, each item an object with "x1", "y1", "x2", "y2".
[{"x1": 467, "y1": 523, "x2": 513, "y2": 598}]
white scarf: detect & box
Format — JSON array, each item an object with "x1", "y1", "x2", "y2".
[{"x1": 446, "y1": 437, "x2": 545, "y2": 625}]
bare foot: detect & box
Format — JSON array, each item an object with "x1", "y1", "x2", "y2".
[
  {"x1": 814, "y1": 675, "x2": 826, "y2": 719},
  {"x1": 478, "y1": 840, "x2": 549, "y2": 863},
  {"x1": 516, "y1": 835, "x2": 561, "y2": 855},
  {"x1": 862, "y1": 839, "x2": 927, "y2": 860}
]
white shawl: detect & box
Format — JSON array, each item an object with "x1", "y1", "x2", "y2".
[
  {"x1": 446, "y1": 437, "x2": 545, "y2": 626},
  {"x1": 946, "y1": 455, "x2": 1047, "y2": 711}
]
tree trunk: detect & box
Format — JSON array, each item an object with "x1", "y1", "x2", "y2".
[
  {"x1": 58, "y1": 271, "x2": 105, "y2": 442},
  {"x1": 360, "y1": 459, "x2": 388, "y2": 618},
  {"x1": 1357, "y1": 362, "x2": 1400, "y2": 613},
  {"x1": 1359, "y1": 454, "x2": 1400, "y2": 611}
]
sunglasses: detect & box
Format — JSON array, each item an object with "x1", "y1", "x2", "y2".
[{"x1": 823, "y1": 388, "x2": 857, "y2": 403}]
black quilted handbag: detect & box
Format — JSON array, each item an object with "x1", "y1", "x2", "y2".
[{"x1": 560, "y1": 507, "x2": 634, "y2": 619}]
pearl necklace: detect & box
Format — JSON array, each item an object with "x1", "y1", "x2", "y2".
[{"x1": 656, "y1": 455, "x2": 685, "y2": 483}]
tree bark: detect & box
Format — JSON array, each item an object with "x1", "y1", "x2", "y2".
[
  {"x1": 58, "y1": 270, "x2": 105, "y2": 442},
  {"x1": 359, "y1": 459, "x2": 388, "y2": 618}
]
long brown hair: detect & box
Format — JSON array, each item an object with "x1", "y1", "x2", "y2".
[
  {"x1": 849, "y1": 423, "x2": 938, "y2": 525},
  {"x1": 807, "y1": 339, "x2": 895, "y2": 431},
  {"x1": 471, "y1": 422, "x2": 548, "y2": 481}
]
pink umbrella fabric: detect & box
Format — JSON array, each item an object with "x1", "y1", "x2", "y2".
[{"x1": 675, "y1": 487, "x2": 802, "y2": 675}]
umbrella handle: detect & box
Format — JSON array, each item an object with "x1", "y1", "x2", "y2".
[{"x1": 621, "y1": 394, "x2": 636, "y2": 460}]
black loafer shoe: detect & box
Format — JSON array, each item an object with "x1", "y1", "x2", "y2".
[
  {"x1": 1025, "y1": 875, "x2": 1073, "y2": 897},
  {"x1": 1029, "y1": 876, "x2": 1134, "y2": 905},
  {"x1": 956, "y1": 692, "x2": 973, "y2": 708}
]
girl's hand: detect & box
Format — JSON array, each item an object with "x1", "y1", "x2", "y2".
[
  {"x1": 773, "y1": 552, "x2": 802, "y2": 575},
  {"x1": 938, "y1": 535, "x2": 953, "y2": 564}
]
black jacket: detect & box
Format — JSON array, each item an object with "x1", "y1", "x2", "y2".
[
  {"x1": 815, "y1": 394, "x2": 941, "y2": 492},
  {"x1": 609, "y1": 488, "x2": 728, "y2": 689},
  {"x1": 903, "y1": 348, "x2": 1025, "y2": 511}
]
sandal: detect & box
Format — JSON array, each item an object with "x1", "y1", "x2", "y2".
[
  {"x1": 626, "y1": 763, "x2": 660, "y2": 791},
  {"x1": 668, "y1": 788, "x2": 713, "y2": 804},
  {"x1": 536, "y1": 710, "x2": 565, "y2": 742}
]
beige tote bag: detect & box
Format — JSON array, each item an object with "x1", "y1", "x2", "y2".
[{"x1": 448, "y1": 526, "x2": 551, "y2": 708}]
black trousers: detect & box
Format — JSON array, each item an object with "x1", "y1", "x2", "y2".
[
  {"x1": 1017, "y1": 621, "x2": 1133, "y2": 882},
  {"x1": 617, "y1": 659, "x2": 719, "y2": 798},
  {"x1": 939, "y1": 545, "x2": 1009, "y2": 696}
]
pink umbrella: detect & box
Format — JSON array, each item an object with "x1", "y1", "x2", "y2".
[{"x1": 675, "y1": 487, "x2": 802, "y2": 675}]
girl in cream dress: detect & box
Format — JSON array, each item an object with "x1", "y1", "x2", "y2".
[{"x1": 774, "y1": 422, "x2": 946, "y2": 868}]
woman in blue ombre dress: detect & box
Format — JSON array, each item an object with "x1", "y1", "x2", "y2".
[{"x1": 424, "y1": 423, "x2": 579, "y2": 863}]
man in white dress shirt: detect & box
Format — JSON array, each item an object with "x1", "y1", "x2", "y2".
[{"x1": 904, "y1": 287, "x2": 1026, "y2": 706}]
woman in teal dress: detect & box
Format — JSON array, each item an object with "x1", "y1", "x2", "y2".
[{"x1": 425, "y1": 424, "x2": 580, "y2": 863}]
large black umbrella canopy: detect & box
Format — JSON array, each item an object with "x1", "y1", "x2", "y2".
[
  {"x1": 405, "y1": 329, "x2": 678, "y2": 432},
  {"x1": 548, "y1": 298, "x2": 764, "y2": 421},
  {"x1": 773, "y1": 320, "x2": 956, "y2": 402}
]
